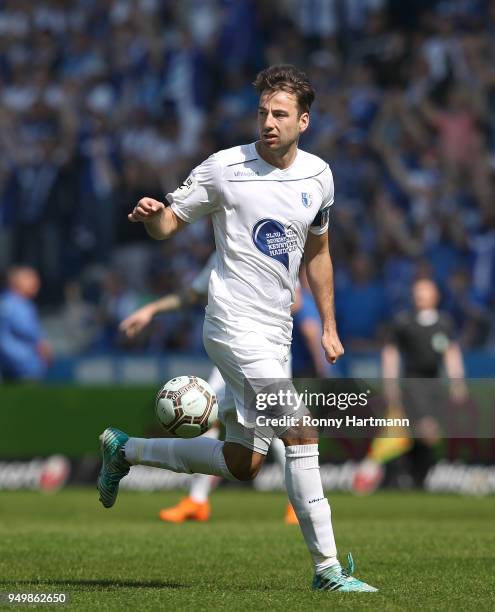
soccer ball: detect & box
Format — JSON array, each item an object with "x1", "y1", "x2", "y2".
[{"x1": 155, "y1": 375, "x2": 218, "y2": 438}]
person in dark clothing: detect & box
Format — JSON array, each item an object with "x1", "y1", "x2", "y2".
[{"x1": 354, "y1": 277, "x2": 467, "y2": 493}]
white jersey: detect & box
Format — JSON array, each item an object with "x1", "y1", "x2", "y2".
[{"x1": 167, "y1": 142, "x2": 333, "y2": 345}]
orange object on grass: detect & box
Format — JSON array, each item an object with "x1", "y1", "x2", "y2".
[{"x1": 159, "y1": 497, "x2": 211, "y2": 523}]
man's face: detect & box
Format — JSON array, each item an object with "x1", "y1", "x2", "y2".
[
  {"x1": 9, "y1": 268, "x2": 40, "y2": 299},
  {"x1": 257, "y1": 89, "x2": 309, "y2": 152},
  {"x1": 412, "y1": 279, "x2": 439, "y2": 311}
]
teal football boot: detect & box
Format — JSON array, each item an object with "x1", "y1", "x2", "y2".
[
  {"x1": 97, "y1": 427, "x2": 130, "y2": 508},
  {"x1": 312, "y1": 553, "x2": 378, "y2": 592}
]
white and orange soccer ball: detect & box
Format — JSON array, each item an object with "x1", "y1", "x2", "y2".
[{"x1": 155, "y1": 376, "x2": 218, "y2": 438}]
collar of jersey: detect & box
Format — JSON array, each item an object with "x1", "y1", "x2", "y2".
[
  {"x1": 416, "y1": 309, "x2": 439, "y2": 326},
  {"x1": 252, "y1": 141, "x2": 300, "y2": 174}
]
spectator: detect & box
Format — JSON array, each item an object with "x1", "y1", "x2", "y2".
[
  {"x1": 292, "y1": 266, "x2": 327, "y2": 377},
  {"x1": 444, "y1": 267, "x2": 491, "y2": 348},
  {"x1": 0, "y1": 266, "x2": 52, "y2": 381},
  {"x1": 335, "y1": 253, "x2": 390, "y2": 350}
]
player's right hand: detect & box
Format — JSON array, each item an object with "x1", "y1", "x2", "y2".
[
  {"x1": 119, "y1": 306, "x2": 154, "y2": 338},
  {"x1": 321, "y1": 329, "x2": 344, "y2": 364},
  {"x1": 128, "y1": 198, "x2": 165, "y2": 223}
]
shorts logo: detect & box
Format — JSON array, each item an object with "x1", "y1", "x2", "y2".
[
  {"x1": 252, "y1": 218, "x2": 298, "y2": 271},
  {"x1": 301, "y1": 192, "x2": 312, "y2": 208}
]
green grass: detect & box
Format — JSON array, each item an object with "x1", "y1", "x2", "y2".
[{"x1": 0, "y1": 489, "x2": 493, "y2": 611}]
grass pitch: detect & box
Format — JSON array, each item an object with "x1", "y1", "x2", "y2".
[{"x1": 0, "y1": 489, "x2": 493, "y2": 611}]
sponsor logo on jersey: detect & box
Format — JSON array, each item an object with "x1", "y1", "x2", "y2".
[
  {"x1": 173, "y1": 176, "x2": 197, "y2": 197},
  {"x1": 301, "y1": 192, "x2": 312, "y2": 208},
  {"x1": 252, "y1": 218, "x2": 298, "y2": 270},
  {"x1": 234, "y1": 170, "x2": 260, "y2": 177}
]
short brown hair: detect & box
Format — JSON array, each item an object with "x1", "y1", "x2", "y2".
[{"x1": 253, "y1": 64, "x2": 315, "y2": 114}]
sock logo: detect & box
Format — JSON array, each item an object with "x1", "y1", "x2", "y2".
[{"x1": 308, "y1": 497, "x2": 325, "y2": 504}]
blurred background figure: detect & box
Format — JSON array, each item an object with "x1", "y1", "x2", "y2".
[
  {"x1": 0, "y1": 266, "x2": 52, "y2": 382},
  {"x1": 335, "y1": 253, "x2": 390, "y2": 352},
  {"x1": 354, "y1": 277, "x2": 467, "y2": 493},
  {"x1": 291, "y1": 265, "x2": 329, "y2": 378}
]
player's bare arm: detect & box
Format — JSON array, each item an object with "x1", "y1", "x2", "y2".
[
  {"x1": 443, "y1": 341, "x2": 468, "y2": 403},
  {"x1": 120, "y1": 289, "x2": 199, "y2": 339},
  {"x1": 128, "y1": 197, "x2": 188, "y2": 239},
  {"x1": 381, "y1": 343, "x2": 402, "y2": 406},
  {"x1": 304, "y1": 231, "x2": 343, "y2": 364}
]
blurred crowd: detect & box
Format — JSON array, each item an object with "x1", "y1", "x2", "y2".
[{"x1": 0, "y1": 0, "x2": 494, "y2": 358}]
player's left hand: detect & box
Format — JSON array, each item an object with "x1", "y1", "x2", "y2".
[{"x1": 321, "y1": 329, "x2": 344, "y2": 364}]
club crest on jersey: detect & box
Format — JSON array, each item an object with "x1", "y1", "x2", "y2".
[{"x1": 301, "y1": 192, "x2": 312, "y2": 208}]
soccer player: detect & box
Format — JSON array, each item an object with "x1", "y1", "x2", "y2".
[
  {"x1": 98, "y1": 65, "x2": 377, "y2": 592},
  {"x1": 354, "y1": 277, "x2": 467, "y2": 493},
  {"x1": 120, "y1": 252, "x2": 298, "y2": 524}
]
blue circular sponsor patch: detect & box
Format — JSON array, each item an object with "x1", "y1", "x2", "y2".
[{"x1": 252, "y1": 218, "x2": 297, "y2": 270}]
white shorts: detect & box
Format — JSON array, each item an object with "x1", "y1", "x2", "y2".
[{"x1": 203, "y1": 317, "x2": 292, "y2": 455}]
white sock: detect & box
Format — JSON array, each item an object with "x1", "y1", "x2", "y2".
[
  {"x1": 124, "y1": 436, "x2": 237, "y2": 481},
  {"x1": 189, "y1": 473, "x2": 215, "y2": 503},
  {"x1": 189, "y1": 426, "x2": 221, "y2": 502},
  {"x1": 270, "y1": 437, "x2": 286, "y2": 473},
  {"x1": 285, "y1": 444, "x2": 338, "y2": 573}
]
